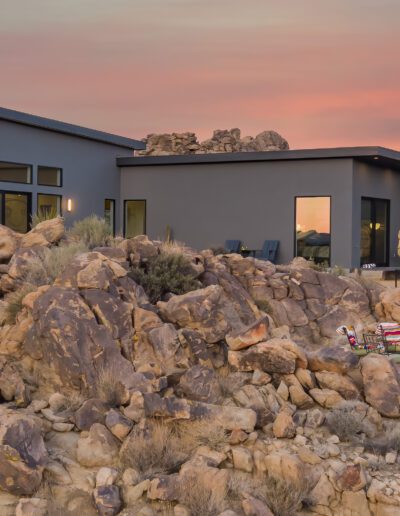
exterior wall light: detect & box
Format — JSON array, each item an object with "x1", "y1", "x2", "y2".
[
  {"x1": 373, "y1": 156, "x2": 379, "y2": 160},
  {"x1": 67, "y1": 198, "x2": 72, "y2": 212}
]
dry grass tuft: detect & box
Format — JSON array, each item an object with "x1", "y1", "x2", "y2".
[
  {"x1": 178, "y1": 418, "x2": 228, "y2": 450},
  {"x1": 120, "y1": 420, "x2": 191, "y2": 478},
  {"x1": 252, "y1": 475, "x2": 313, "y2": 516},
  {"x1": 1, "y1": 284, "x2": 36, "y2": 325},
  {"x1": 178, "y1": 472, "x2": 228, "y2": 516},
  {"x1": 326, "y1": 401, "x2": 372, "y2": 441},
  {"x1": 158, "y1": 240, "x2": 191, "y2": 256},
  {"x1": 69, "y1": 214, "x2": 113, "y2": 249},
  {"x1": 94, "y1": 366, "x2": 121, "y2": 407},
  {"x1": 364, "y1": 421, "x2": 400, "y2": 455}
]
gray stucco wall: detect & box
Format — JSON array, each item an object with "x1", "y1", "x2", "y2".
[
  {"x1": 121, "y1": 158, "x2": 354, "y2": 266},
  {"x1": 352, "y1": 161, "x2": 400, "y2": 268},
  {"x1": 0, "y1": 119, "x2": 129, "y2": 230}
]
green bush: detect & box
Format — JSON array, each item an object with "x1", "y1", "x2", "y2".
[
  {"x1": 69, "y1": 214, "x2": 113, "y2": 249},
  {"x1": 129, "y1": 252, "x2": 200, "y2": 304},
  {"x1": 31, "y1": 208, "x2": 60, "y2": 228}
]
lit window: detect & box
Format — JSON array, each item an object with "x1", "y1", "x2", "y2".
[
  {"x1": 124, "y1": 200, "x2": 146, "y2": 238},
  {"x1": 295, "y1": 197, "x2": 331, "y2": 266},
  {"x1": 37, "y1": 166, "x2": 62, "y2": 186},
  {"x1": 37, "y1": 194, "x2": 62, "y2": 218},
  {"x1": 0, "y1": 162, "x2": 31, "y2": 184}
]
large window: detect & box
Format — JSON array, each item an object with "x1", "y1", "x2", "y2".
[
  {"x1": 361, "y1": 197, "x2": 389, "y2": 267},
  {"x1": 37, "y1": 166, "x2": 62, "y2": 187},
  {"x1": 105, "y1": 199, "x2": 115, "y2": 235},
  {"x1": 0, "y1": 162, "x2": 31, "y2": 184},
  {"x1": 124, "y1": 200, "x2": 146, "y2": 238},
  {"x1": 37, "y1": 194, "x2": 62, "y2": 218},
  {"x1": 295, "y1": 196, "x2": 331, "y2": 266},
  {"x1": 0, "y1": 191, "x2": 31, "y2": 233}
]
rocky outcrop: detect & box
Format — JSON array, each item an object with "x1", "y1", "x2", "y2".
[{"x1": 138, "y1": 128, "x2": 289, "y2": 156}]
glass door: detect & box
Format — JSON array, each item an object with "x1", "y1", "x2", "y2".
[
  {"x1": 360, "y1": 197, "x2": 389, "y2": 266},
  {"x1": 0, "y1": 191, "x2": 31, "y2": 233}
]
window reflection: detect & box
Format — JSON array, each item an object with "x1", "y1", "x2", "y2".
[{"x1": 295, "y1": 197, "x2": 331, "y2": 266}]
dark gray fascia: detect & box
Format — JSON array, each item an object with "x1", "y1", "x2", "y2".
[
  {"x1": 117, "y1": 146, "x2": 400, "y2": 169},
  {"x1": 0, "y1": 107, "x2": 145, "y2": 150}
]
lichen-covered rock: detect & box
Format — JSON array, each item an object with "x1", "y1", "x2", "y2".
[
  {"x1": 20, "y1": 217, "x2": 64, "y2": 248},
  {"x1": 0, "y1": 409, "x2": 47, "y2": 495},
  {"x1": 228, "y1": 338, "x2": 306, "y2": 374},
  {"x1": 360, "y1": 354, "x2": 400, "y2": 417},
  {"x1": 307, "y1": 345, "x2": 359, "y2": 374},
  {"x1": 178, "y1": 365, "x2": 222, "y2": 404}
]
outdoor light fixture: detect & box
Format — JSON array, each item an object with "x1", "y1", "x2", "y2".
[
  {"x1": 373, "y1": 156, "x2": 379, "y2": 160},
  {"x1": 67, "y1": 198, "x2": 72, "y2": 212}
]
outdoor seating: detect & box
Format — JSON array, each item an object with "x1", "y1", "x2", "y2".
[
  {"x1": 336, "y1": 324, "x2": 400, "y2": 355},
  {"x1": 255, "y1": 240, "x2": 279, "y2": 263},
  {"x1": 225, "y1": 239, "x2": 242, "y2": 253}
]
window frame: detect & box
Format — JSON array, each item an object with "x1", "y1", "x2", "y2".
[
  {"x1": 104, "y1": 198, "x2": 116, "y2": 236},
  {"x1": 294, "y1": 195, "x2": 332, "y2": 266},
  {"x1": 37, "y1": 166, "x2": 63, "y2": 187},
  {"x1": 123, "y1": 199, "x2": 147, "y2": 238},
  {"x1": 37, "y1": 193, "x2": 63, "y2": 217},
  {"x1": 0, "y1": 160, "x2": 33, "y2": 185}
]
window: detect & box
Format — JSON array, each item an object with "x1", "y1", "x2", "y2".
[
  {"x1": 105, "y1": 199, "x2": 115, "y2": 235},
  {"x1": 0, "y1": 192, "x2": 31, "y2": 233},
  {"x1": 124, "y1": 200, "x2": 146, "y2": 238},
  {"x1": 0, "y1": 162, "x2": 31, "y2": 184},
  {"x1": 37, "y1": 166, "x2": 62, "y2": 186},
  {"x1": 37, "y1": 194, "x2": 62, "y2": 218},
  {"x1": 361, "y1": 197, "x2": 389, "y2": 267},
  {"x1": 295, "y1": 196, "x2": 331, "y2": 266}
]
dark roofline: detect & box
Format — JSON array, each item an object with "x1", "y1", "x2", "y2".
[
  {"x1": 0, "y1": 107, "x2": 145, "y2": 150},
  {"x1": 117, "y1": 146, "x2": 400, "y2": 169}
]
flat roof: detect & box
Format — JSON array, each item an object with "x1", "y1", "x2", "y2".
[
  {"x1": 0, "y1": 107, "x2": 145, "y2": 150},
  {"x1": 117, "y1": 146, "x2": 400, "y2": 170}
]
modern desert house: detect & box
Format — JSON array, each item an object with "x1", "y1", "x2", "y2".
[{"x1": 1, "y1": 107, "x2": 400, "y2": 269}]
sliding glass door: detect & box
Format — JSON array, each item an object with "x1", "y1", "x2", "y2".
[
  {"x1": 360, "y1": 197, "x2": 389, "y2": 267},
  {"x1": 0, "y1": 191, "x2": 31, "y2": 233}
]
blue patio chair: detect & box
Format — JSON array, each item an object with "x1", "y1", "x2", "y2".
[
  {"x1": 255, "y1": 240, "x2": 279, "y2": 263},
  {"x1": 225, "y1": 239, "x2": 242, "y2": 253}
]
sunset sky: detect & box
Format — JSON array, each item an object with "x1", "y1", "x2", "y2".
[{"x1": 1, "y1": 0, "x2": 399, "y2": 149}]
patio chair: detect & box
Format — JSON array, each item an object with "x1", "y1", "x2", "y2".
[
  {"x1": 255, "y1": 240, "x2": 279, "y2": 263},
  {"x1": 225, "y1": 239, "x2": 242, "y2": 254}
]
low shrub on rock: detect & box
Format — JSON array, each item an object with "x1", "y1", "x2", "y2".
[
  {"x1": 69, "y1": 214, "x2": 113, "y2": 249},
  {"x1": 1, "y1": 284, "x2": 35, "y2": 324},
  {"x1": 179, "y1": 472, "x2": 228, "y2": 516},
  {"x1": 326, "y1": 401, "x2": 372, "y2": 441},
  {"x1": 129, "y1": 252, "x2": 200, "y2": 304}
]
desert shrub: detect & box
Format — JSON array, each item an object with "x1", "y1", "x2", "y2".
[
  {"x1": 120, "y1": 420, "x2": 191, "y2": 478},
  {"x1": 210, "y1": 246, "x2": 226, "y2": 256},
  {"x1": 69, "y1": 214, "x2": 113, "y2": 249},
  {"x1": 252, "y1": 475, "x2": 313, "y2": 516},
  {"x1": 178, "y1": 472, "x2": 228, "y2": 516},
  {"x1": 94, "y1": 366, "x2": 121, "y2": 407},
  {"x1": 364, "y1": 421, "x2": 400, "y2": 455},
  {"x1": 31, "y1": 208, "x2": 59, "y2": 228},
  {"x1": 1, "y1": 284, "x2": 36, "y2": 324},
  {"x1": 326, "y1": 401, "x2": 370, "y2": 441},
  {"x1": 24, "y1": 241, "x2": 88, "y2": 286},
  {"x1": 178, "y1": 419, "x2": 228, "y2": 450},
  {"x1": 129, "y1": 252, "x2": 200, "y2": 304},
  {"x1": 158, "y1": 240, "x2": 190, "y2": 256}
]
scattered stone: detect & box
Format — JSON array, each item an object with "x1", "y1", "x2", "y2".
[
  {"x1": 93, "y1": 485, "x2": 122, "y2": 516},
  {"x1": 105, "y1": 409, "x2": 133, "y2": 441},
  {"x1": 273, "y1": 411, "x2": 296, "y2": 438}
]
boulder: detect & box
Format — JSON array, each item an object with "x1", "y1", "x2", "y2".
[
  {"x1": 226, "y1": 316, "x2": 269, "y2": 350},
  {"x1": 334, "y1": 464, "x2": 367, "y2": 492},
  {"x1": 360, "y1": 354, "x2": 400, "y2": 417},
  {"x1": 20, "y1": 217, "x2": 64, "y2": 248},
  {"x1": 307, "y1": 345, "x2": 359, "y2": 374},
  {"x1": 232, "y1": 446, "x2": 254, "y2": 472},
  {"x1": 376, "y1": 289, "x2": 400, "y2": 322},
  {"x1": 0, "y1": 409, "x2": 47, "y2": 495},
  {"x1": 178, "y1": 365, "x2": 222, "y2": 403},
  {"x1": 228, "y1": 338, "x2": 306, "y2": 374},
  {"x1": 273, "y1": 411, "x2": 296, "y2": 438},
  {"x1": 105, "y1": 409, "x2": 133, "y2": 441},
  {"x1": 93, "y1": 485, "x2": 122, "y2": 516},
  {"x1": 25, "y1": 287, "x2": 139, "y2": 398},
  {"x1": 77, "y1": 424, "x2": 119, "y2": 467},
  {"x1": 158, "y1": 285, "x2": 254, "y2": 344},
  {"x1": 15, "y1": 498, "x2": 47, "y2": 516},
  {"x1": 74, "y1": 398, "x2": 109, "y2": 431},
  {"x1": 315, "y1": 371, "x2": 361, "y2": 400},
  {"x1": 142, "y1": 393, "x2": 257, "y2": 432},
  {"x1": 309, "y1": 388, "x2": 344, "y2": 409},
  {"x1": 0, "y1": 224, "x2": 20, "y2": 261}
]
